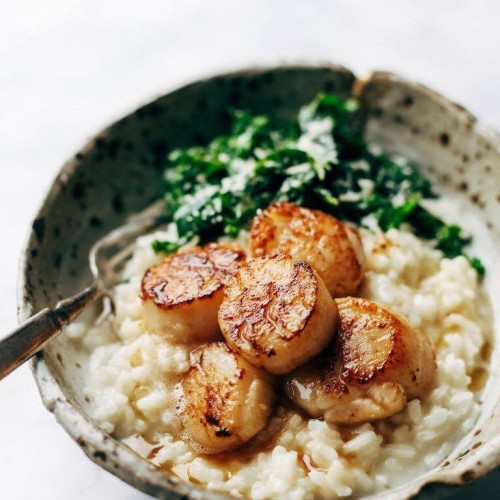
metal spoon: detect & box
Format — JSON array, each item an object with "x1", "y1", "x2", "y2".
[{"x1": 0, "y1": 212, "x2": 166, "y2": 380}]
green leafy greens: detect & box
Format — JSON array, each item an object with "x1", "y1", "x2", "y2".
[{"x1": 154, "y1": 92, "x2": 484, "y2": 276}]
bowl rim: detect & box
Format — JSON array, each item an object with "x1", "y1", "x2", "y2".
[{"x1": 18, "y1": 61, "x2": 500, "y2": 499}]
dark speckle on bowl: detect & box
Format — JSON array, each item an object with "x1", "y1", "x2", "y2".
[
  {"x1": 89, "y1": 216, "x2": 102, "y2": 228},
  {"x1": 402, "y1": 95, "x2": 414, "y2": 107},
  {"x1": 93, "y1": 451, "x2": 107, "y2": 462},
  {"x1": 439, "y1": 132, "x2": 450, "y2": 146},
  {"x1": 471, "y1": 193, "x2": 480, "y2": 205},
  {"x1": 53, "y1": 253, "x2": 62, "y2": 269},
  {"x1": 461, "y1": 470, "x2": 476, "y2": 482},
  {"x1": 76, "y1": 437, "x2": 87, "y2": 448},
  {"x1": 110, "y1": 194, "x2": 124, "y2": 214},
  {"x1": 32, "y1": 217, "x2": 45, "y2": 243},
  {"x1": 71, "y1": 182, "x2": 86, "y2": 200}
]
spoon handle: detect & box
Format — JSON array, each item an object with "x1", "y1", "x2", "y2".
[{"x1": 0, "y1": 283, "x2": 101, "y2": 380}]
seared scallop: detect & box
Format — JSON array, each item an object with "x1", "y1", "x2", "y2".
[
  {"x1": 180, "y1": 342, "x2": 277, "y2": 453},
  {"x1": 250, "y1": 202, "x2": 365, "y2": 297},
  {"x1": 141, "y1": 243, "x2": 246, "y2": 343},
  {"x1": 218, "y1": 254, "x2": 338, "y2": 374},
  {"x1": 285, "y1": 297, "x2": 436, "y2": 424}
]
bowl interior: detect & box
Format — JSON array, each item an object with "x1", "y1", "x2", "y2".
[{"x1": 22, "y1": 65, "x2": 500, "y2": 499}]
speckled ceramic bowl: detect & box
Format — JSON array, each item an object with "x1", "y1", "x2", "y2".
[{"x1": 19, "y1": 64, "x2": 500, "y2": 499}]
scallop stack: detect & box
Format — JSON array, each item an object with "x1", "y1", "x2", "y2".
[{"x1": 140, "y1": 202, "x2": 437, "y2": 454}]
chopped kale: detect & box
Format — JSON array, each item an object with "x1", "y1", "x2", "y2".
[
  {"x1": 435, "y1": 225, "x2": 470, "y2": 258},
  {"x1": 469, "y1": 257, "x2": 486, "y2": 277},
  {"x1": 151, "y1": 239, "x2": 182, "y2": 255},
  {"x1": 375, "y1": 194, "x2": 420, "y2": 231},
  {"x1": 152, "y1": 92, "x2": 484, "y2": 276}
]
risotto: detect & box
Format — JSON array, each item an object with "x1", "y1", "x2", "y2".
[{"x1": 65, "y1": 223, "x2": 491, "y2": 499}]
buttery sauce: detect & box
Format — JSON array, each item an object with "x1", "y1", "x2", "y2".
[
  {"x1": 468, "y1": 367, "x2": 489, "y2": 391},
  {"x1": 124, "y1": 434, "x2": 161, "y2": 459},
  {"x1": 480, "y1": 341, "x2": 492, "y2": 363},
  {"x1": 203, "y1": 411, "x2": 290, "y2": 477},
  {"x1": 125, "y1": 405, "x2": 333, "y2": 480},
  {"x1": 468, "y1": 340, "x2": 492, "y2": 392}
]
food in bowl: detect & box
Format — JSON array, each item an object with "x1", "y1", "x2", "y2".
[
  {"x1": 140, "y1": 243, "x2": 246, "y2": 343},
  {"x1": 286, "y1": 296, "x2": 437, "y2": 425},
  {"x1": 218, "y1": 253, "x2": 338, "y2": 375},
  {"x1": 181, "y1": 341, "x2": 278, "y2": 453},
  {"x1": 65, "y1": 93, "x2": 492, "y2": 498}
]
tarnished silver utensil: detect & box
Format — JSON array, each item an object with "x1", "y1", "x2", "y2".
[{"x1": 0, "y1": 212, "x2": 165, "y2": 380}]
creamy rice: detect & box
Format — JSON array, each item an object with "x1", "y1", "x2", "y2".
[{"x1": 65, "y1": 223, "x2": 492, "y2": 499}]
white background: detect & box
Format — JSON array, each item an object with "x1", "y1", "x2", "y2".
[{"x1": 1, "y1": 1, "x2": 499, "y2": 498}]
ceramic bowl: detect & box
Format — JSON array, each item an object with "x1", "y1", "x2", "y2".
[{"x1": 19, "y1": 64, "x2": 500, "y2": 499}]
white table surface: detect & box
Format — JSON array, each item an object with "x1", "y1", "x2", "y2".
[{"x1": 1, "y1": 1, "x2": 499, "y2": 498}]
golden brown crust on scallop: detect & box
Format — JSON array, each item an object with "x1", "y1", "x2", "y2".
[
  {"x1": 183, "y1": 342, "x2": 240, "y2": 439},
  {"x1": 180, "y1": 342, "x2": 276, "y2": 452},
  {"x1": 337, "y1": 297, "x2": 403, "y2": 386},
  {"x1": 141, "y1": 243, "x2": 246, "y2": 310},
  {"x1": 335, "y1": 297, "x2": 436, "y2": 396},
  {"x1": 220, "y1": 255, "x2": 317, "y2": 352},
  {"x1": 250, "y1": 202, "x2": 365, "y2": 297},
  {"x1": 284, "y1": 297, "x2": 437, "y2": 423},
  {"x1": 218, "y1": 255, "x2": 338, "y2": 374},
  {"x1": 250, "y1": 211, "x2": 277, "y2": 258}
]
